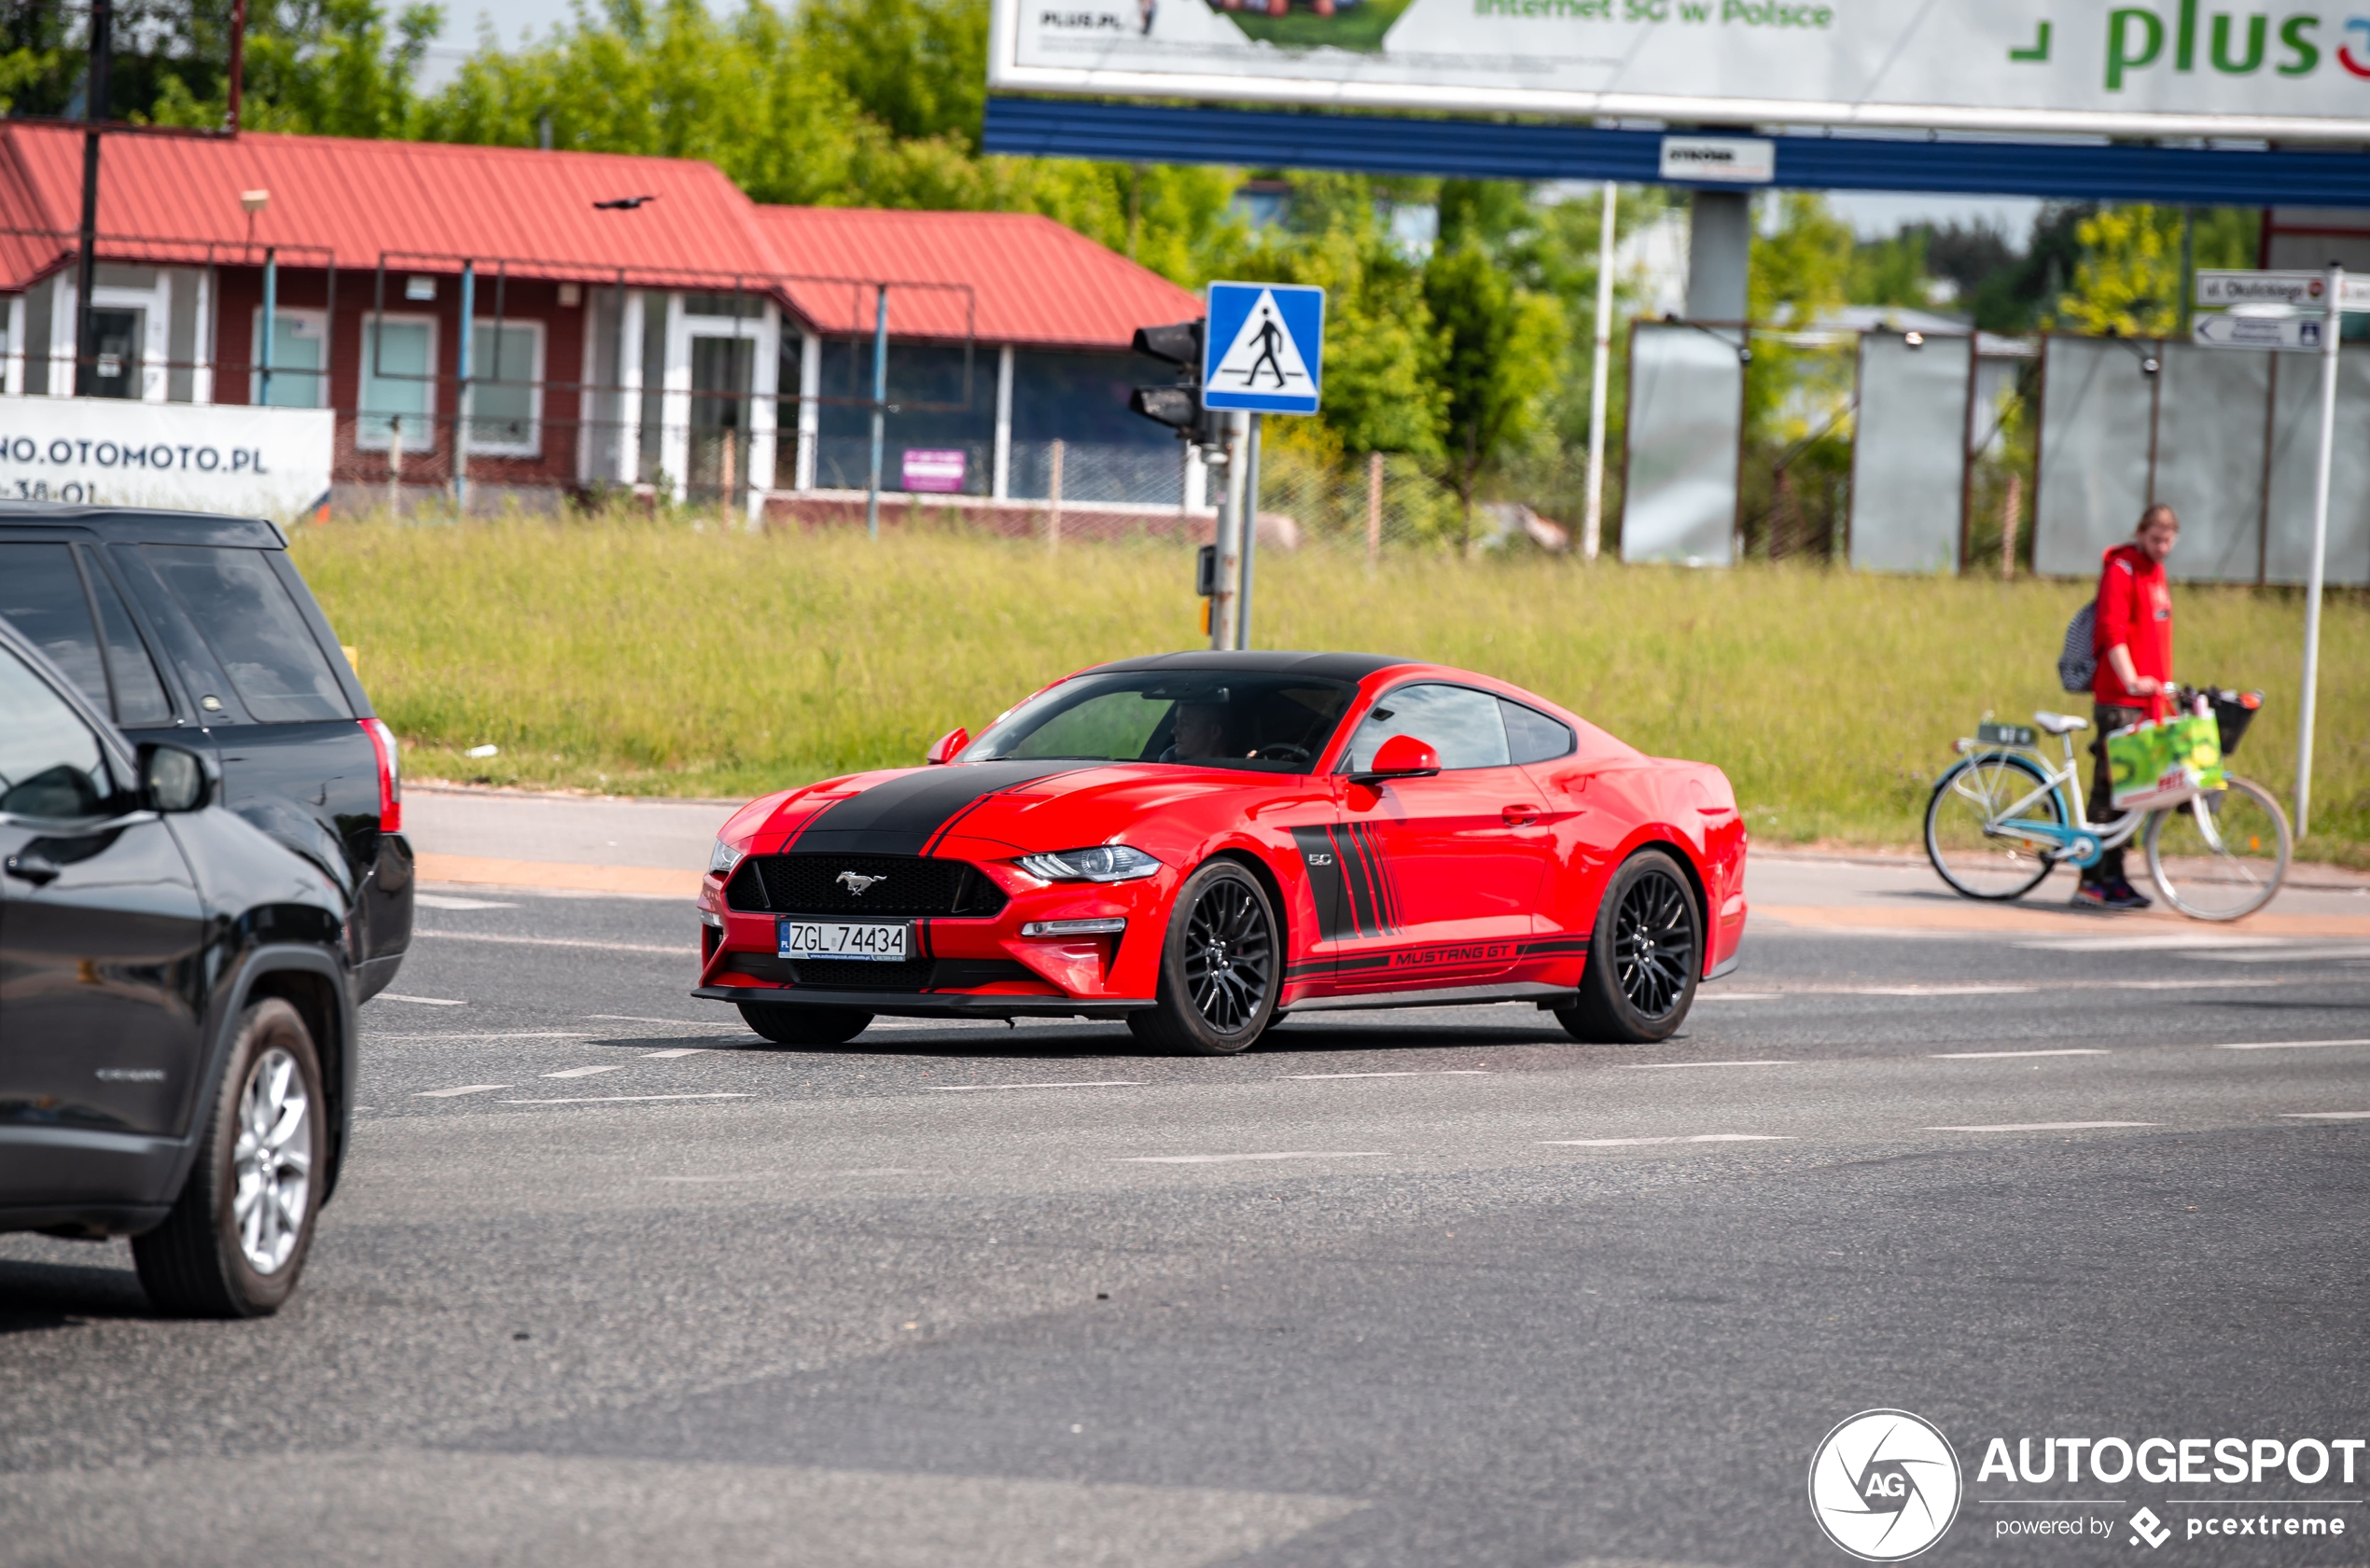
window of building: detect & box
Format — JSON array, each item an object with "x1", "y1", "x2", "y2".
[
  {"x1": 467, "y1": 319, "x2": 543, "y2": 456},
  {"x1": 357, "y1": 315, "x2": 438, "y2": 451},
  {"x1": 1009, "y1": 348, "x2": 1185, "y2": 505},
  {"x1": 249, "y1": 307, "x2": 328, "y2": 408},
  {"x1": 813, "y1": 340, "x2": 995, "y2": 495}
]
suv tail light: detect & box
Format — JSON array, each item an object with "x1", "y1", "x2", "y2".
[{"x1": 360, "y1": 718, "x2": 402, "y2": 832}]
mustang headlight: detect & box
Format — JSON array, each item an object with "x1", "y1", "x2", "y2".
[
  {"x1": 710, "y1": 839, "x2": 748, "y2": 876},
  {"x1": 1017, "y1": 845, "x2": 1164, "y2": 883}
]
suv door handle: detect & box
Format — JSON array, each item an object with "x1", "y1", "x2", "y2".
[
  {"x1": 1500, "y1": 805, "x2": 1540, "y2": 826},
  {"x1": 4, "y1": 851, "x2": 61, "y2": 886}
]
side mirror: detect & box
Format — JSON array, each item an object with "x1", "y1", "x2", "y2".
[
  {"x1": 1352, "y1": 733, "x2": 1441, "y2": 785},
  {"x1": 139, "y1": 742, "x2": 216, "y2": 813},
  {"x1": 925, "y1": 727, "x2": 970, "y2": 766}
]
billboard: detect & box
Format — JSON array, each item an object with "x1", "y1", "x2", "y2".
[
  {"x1": 991, "y1": 1, "x2": 2370, "y2": 141},
  {"x1": 0, "y1": 398, "x2": 334, "y2": 520}
]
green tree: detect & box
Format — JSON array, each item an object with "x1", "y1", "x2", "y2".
[
  {"x1": 2056, "y1": 205, "x2": 2182, "y2": 335},
  {"x1": 1422, "y1": 236, "x2": 1564, "y2": 546},
  {"x1": 142, "y1": 0, "x2": 439, "y2": 134}
]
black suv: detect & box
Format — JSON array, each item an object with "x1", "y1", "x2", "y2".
[
  {"x1": 1, "y1": 618, "x2": 353, "y2": 1314},
  {"x1": 0, "y1": 506, "x2": 412, "y2": 1001}
]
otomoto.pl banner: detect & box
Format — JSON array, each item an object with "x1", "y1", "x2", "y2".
[{"x1": 0, "y1": 398, "x2": 334, "y2": 520}]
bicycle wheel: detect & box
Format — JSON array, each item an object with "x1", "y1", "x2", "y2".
[
  {"x1": 2145, "y1": 774, "x2": 2291, "y2": 922},
  {"x1": 1925, "y1": 752, "x2": 2067, "y2": 901}
]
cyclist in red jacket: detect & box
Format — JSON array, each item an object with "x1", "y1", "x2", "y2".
[{"x1": 2079, "y1": 504, "x2": 2180, "y2": 910}]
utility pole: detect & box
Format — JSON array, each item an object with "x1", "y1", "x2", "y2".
[
  {"x1": 1583, "y1": 180, "x2": 1617, "y2": 562},
  {"x1": 866, "y1": 284, "x2": 888, "y2": 539},
  {"x1": 1235, "y1": 412, "x2": 1262, "y2": 648},
  {"x1": 2294, "y1": 261, "x2": 2342, "y2": 838},
  {"x1": 74, "y1": 0, "x2": 113, "y2": 396}
]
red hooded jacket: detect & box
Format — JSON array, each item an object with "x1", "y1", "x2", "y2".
[{"x1": 2094, "y1": 542, "x2": 2171, "y2": 717}]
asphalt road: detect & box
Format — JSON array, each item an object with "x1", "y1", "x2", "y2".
[{"x1": 4, "y1": 840, "x2": 2368, "y2": 1568}]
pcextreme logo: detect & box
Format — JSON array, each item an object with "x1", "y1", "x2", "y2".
[{"x1": 1809, "y1": 1409, "x2": 1964, "y2": 1561}]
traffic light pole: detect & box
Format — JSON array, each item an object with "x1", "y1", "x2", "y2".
[
  {"x1": 2294, "y1": 261, "x2": 2342, "y2": 839},
  {"x1": 1209, "y1": 413, "x2": 1247, "y2": 650}
]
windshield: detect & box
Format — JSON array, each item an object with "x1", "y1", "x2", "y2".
[{"x1": 965, "y1": 670, "x2": 1359, "y2": 772}]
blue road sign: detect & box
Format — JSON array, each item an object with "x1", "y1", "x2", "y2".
[{"x1": 1203, "y1": 282, "x2": 1324, "y2": 415}]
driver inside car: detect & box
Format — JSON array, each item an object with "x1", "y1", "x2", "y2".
[{"x1": 1164, "y1": 699, "x2": 1236, "y2": 761}]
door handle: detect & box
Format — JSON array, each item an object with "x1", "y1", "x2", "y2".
[
  {"x1": 4, "y1": 851, "x2": 61, "y2": 886},
  {"x1": 1500, "y1": 805, "x2": 1540, "y2": 826}
]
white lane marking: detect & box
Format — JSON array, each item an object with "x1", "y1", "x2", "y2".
[
  {"x1": 1932, "y1": 1048, "x2": 2113, "y2": 1060},
  {"x1": 2021, "y1": 934, "x2": 2287, "y2": 952},
  {"x1": 2218, "y1": 1038, "x2": 2370, "y2": 1050},
  {"x1": 369, "y1": 1031, "x2": 593, "y2": 1042},
  {"x1": 1283, "y1": 1070, "x2": 1493, "y2": 1079},
  {"x1": 640, "y1": 1048, "x2": 710, "y2": 1059},
  {"x1": 497, "y1": 1092, "x2": 757, "y2": 1104},
  {"x1": 544, "y1": 1064, "x2": 627, "y2": 1079},
  {"x1": 2199, "y1": 944, "x2": 2370, "y2": 963},
  {"x1": 1924, "y1": 1121, "x2": 2157, "y2": 1132},
  {"x1": 373, "y1": 992, "x2": 467, "y2": 1006},
  {"x1": 1117, "y1": 1151, "x2": 1389, "y2": 1164},
  {"x1": 2280, "y1": 1111, "x2": 2370, "y2": 1120},
  {"x1": 1541, "y1": 1134, "x2": 1794, "y2": 1146},
  {"x1": 416, "y1": 1084, "x2": 511, "y2": 1098},
  {"x1": 588, "y1": 1014, "x2": 746, "y2": 1029},
  {"x1": 412, "y1": 930, "x2": 691, "y2": 955},
  {"x1": 1621, "y1": 1060, "x2": 1796, "y2": 1070},
  {"x1": 934, "y1": 1080, "x2": 1149, "y2": 1091},
  {"x1": 412, "y1": 893, "x2": 518, "y2": 910},
  {"x1": 1857, "y1": 984, "x2": 2037, "y2": 996},
  {"x1": 1693, "y1": 992, "x2": 1781, "y2": 1001}
]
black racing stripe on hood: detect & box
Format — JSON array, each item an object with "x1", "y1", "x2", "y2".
[{"x1": 788, "y1": 761, "x2": 1091, "y2": 856}]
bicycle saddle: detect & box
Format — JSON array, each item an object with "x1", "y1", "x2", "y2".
[{"x1": 2032, "y1": 711, "x2": 2090, "y2": 735}]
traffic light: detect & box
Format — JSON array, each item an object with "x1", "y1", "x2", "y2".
[{"x1": 1130, "y1": 317, "x2": 1207, "y2": 439}]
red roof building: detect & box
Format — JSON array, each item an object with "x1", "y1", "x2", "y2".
[{"x1": 0, "y1": 121, "x2": 1206, "y2": 514}]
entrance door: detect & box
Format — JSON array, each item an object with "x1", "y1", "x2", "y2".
[
  {"x1": 83, "y1": 308, "x2": 144, "y2": 399},
  {"x1": 690, "y1": 337, "x2": 752, "y2": 501},
  {"x1": 1331, "y1": 682, "x2": 1554, "y2": 991}
]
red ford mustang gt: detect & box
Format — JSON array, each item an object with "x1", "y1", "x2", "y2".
[{"x1": 693, "y1": 652, "x2": 1746, "y2": 1053}]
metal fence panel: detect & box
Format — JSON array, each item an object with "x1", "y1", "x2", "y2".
[
  {"x1": 2034, "y1": 336, "x2": 2156, "y2": 577},
  {"x1": 1621, "y1": 323, "x2": 1742, "y2": 567},
  {"x1": 2264, "y1": 349, "x2": 2370, "y2": 588},
  {"x1": 1848, "y1": 331, "x2": 1971, "y2": 574},
  {"x1": 2151, "y1": 342, "x2": 2271, "y2": 584}
]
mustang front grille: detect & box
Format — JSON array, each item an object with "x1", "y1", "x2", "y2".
[{"x1": 725, "y1": 853, "x2": 1008, "y2": 918}]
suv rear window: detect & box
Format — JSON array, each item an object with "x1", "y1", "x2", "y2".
[
  {"x1": 146, "y1": 546, "x2": 352, "y2": 723},
  {"x1": 0, "y1": 540, "x2": 174, "y2": 726}
]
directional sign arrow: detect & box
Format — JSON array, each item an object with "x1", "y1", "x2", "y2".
[{"x1": 2193, "y1": 313, "x2": 2329, "y2": 352}]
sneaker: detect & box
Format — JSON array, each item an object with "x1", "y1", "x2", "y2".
[{"x1": 2072, "y1": 881, "x2": 2149, "y2": 911}]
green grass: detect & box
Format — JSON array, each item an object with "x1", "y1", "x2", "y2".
[{"x1": 292, "y1": 516, "x2": 2370, "y2": 864}]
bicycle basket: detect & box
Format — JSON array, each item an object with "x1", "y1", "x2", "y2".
[{"x1": 2209, "y1": 688, "x2": 2263, "y2": 755}]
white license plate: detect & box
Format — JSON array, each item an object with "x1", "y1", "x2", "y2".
[{"x1": 778, "y1": 919, "x2": 911, "y2": 962}]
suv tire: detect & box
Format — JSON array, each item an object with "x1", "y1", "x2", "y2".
[
  {"x1": 739, "y1": 1002, "x2": 871, "y2": 1047},
  {"x1": 132, "y1": 997, "x2": 324, "y2": 1318},
  {"x1": 1555, "y1": 850, "x2": 1702, "y2": 1045},
  {"x1": 1127, "y1": 859, "x2": 1280, "y2": 1055}
]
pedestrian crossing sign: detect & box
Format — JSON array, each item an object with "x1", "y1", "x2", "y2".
[{"x1": 1202, "y1": 282, "x2": 1324, "y2": 415}]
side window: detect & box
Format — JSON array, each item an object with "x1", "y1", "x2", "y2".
[
  {"x1": 1500, "y1": 699, "x2": 1576, "y2": 765},
  {"x1": 0, "y1": 647, "x2": 114, "y2": 819},
  {"x1": 145, "y1": 547, "x2": 352, "y2": 723},
  {"x1": 1347, "y1": 684, "x2": 1510, "y2": 772},
  {"x1": 0, "y1": 541, "x2": 109, "y2": 710},
  {"x1": 82, "y1": 548, "x2": 174, "y2": 726}
]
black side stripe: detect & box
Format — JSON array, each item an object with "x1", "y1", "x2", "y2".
[{"x1": 789, "y1": 761, "x2": 1090, "y2": 857}]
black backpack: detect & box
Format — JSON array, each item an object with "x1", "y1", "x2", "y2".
[{"x1": 2057, "y1": 599, "x2": 2098, "y2": 694}]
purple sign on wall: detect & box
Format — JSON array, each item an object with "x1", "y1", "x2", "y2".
[{"x1": 901, "y1": 449, "x2": 967, "y2": 493}]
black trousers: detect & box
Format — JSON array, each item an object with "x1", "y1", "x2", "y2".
[{"x1": 2085, "y1": 703, "x2": 2147, "y2": 884}]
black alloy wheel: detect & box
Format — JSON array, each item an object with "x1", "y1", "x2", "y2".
[
  {"x1": 1556, "y1": 849, "x2": 1703, "y2": 1045},
  {"x1": 1129, "y1": 860, "x2": 1280, "y2": 1055}
]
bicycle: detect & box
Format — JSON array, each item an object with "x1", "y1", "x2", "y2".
[{"x1": 1924, "y1": 688, "x2": 2292, "y2": 923}]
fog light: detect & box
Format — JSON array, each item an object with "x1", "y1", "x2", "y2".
[{"x1": 1020, "y1": 918, "x2": 1126, "y2": 937}]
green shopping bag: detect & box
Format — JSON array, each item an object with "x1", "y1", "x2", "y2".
[{"x1": 2109, "y1": 714, "x2": 2224, "y2": 811}]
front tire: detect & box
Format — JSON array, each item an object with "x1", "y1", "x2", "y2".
[
  {"x1": 738, "y1": 1002, "x2": 872, "y2": 1047},
  {"x1": 132, "y1": 998, "x2": 324, "y2": 1318},
  {"x1": 1556, "y1": 851, "x2": 1702, "y2": 1045},
  {"x1": 1128, "y1": 859, "x2": 1280, "y2": 1055}
]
